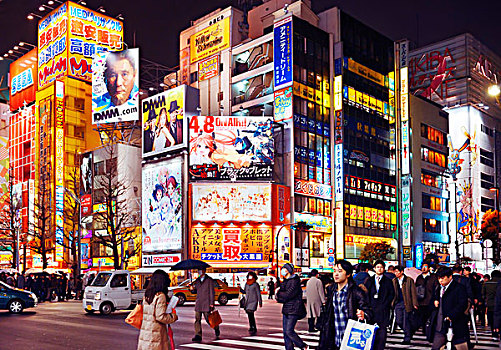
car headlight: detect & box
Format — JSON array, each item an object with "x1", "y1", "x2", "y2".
[{"x1": 95, "y1": 292, "x2": 101, "y2": 300}]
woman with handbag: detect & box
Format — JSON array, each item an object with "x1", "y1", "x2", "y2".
[
  {"x1": 137, "y1": 270, "x2": 178, "y2": 350},
  {"x1": 240, "y1": 271, "x2": 263, "y2": 334}
]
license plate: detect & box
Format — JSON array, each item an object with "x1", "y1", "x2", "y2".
[{"x1": 86, "y1": 304, "x2": 92, "y2": 310}]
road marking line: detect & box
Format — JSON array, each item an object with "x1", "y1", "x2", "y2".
[
  {"x1": 215, "y1": 339, "x2": 284, "y2": 349},
  {"x1": 242, "y1": 336, "x2": 317, "y2": 347}
]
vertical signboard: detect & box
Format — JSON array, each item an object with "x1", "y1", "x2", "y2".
[
  {"x1": 55, "y1": 80, "x2": 65, "y2": 261},
  {"x1": 273, "y1": 16, "x2": 292, "y2": 90},
  {"x1": 180, "y1": 47, "x2": 190, "y2": 85},
  {"x1": 9, "y1": 49, "x2": 37, "y2": 111},
  {"x1": 400, "y1": 67, "x2": 410, "y2": 175},
  {"x1": 401, "y1": 176, "x2": 411, "y2": 246}
]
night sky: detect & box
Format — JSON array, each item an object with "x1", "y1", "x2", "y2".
[{"x1": 0, "y1": 0, "x2": 500, "y2": 68}]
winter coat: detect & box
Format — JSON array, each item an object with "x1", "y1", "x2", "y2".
[
  {"x1": 317, "y1": 280, "x2": 372, "y2": 350},
  {"x1": 306, "y1": 276, "x2": 325, "y2": 318},
  {"x1": 242, "y1": 282, "x2": 262, "y2": 312},
  {"x1": 364, "y1": 274, "x2": 395, "y2": 327},
  {"x1": 193, "y1": 275, "x2": 215, "y2": 313},
  {"x1": 493, "y1": 281, "x2": 501, "y2": 330},
  {"x1": 482, "y1": 277, "x2": 500, "y2": 311},
  {"x1": 276, "y1": 274, "x2": 306, "y2": 317},
  {"x1": 392, "y1": 275, "x2": 419, "y2": 313},
  {"x1": 415, "y1": 273, "x2": 439, "y2": 306},
  {"x1": 137, "y1": 292, "x2": 178, "y2": 350},
  {"x1": 428, "y1": 280, "x2": 469, "y2": 344}
]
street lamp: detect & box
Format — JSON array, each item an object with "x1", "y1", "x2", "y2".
[
  {"x1": 488, "y1": 84, "x2": 501, "y2": 98},
  {"x1": 273, "y1": 221, "x2": 312, "y2": 276}
]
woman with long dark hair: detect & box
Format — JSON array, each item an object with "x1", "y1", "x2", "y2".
[{"x1": 137, "y1": 270, "x2": 178, "y2": 350}]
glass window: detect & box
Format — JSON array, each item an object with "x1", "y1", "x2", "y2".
[
  {"x1": 110, "y1": 274, "x2": 128, "y2": 288},
  {"x1": 92, "y1": 273, "x2": 112, "y2": 287}
]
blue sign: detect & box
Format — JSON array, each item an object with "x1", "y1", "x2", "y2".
[
  {"x1": 11, "y1": 68, "x2": 34, "y2": 95},
  {"x1": 415, "y1": 243, "x2": 424, "y2": 269},
  {"x1": 273, "y1": 16, "x2": 292, "y2": 90}
]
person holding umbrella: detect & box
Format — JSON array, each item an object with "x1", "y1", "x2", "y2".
[{"x1": 191, "y1": 268, "x2": 220, "y2": 342}]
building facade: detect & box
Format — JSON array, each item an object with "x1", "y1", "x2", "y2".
[{"x1": 409, "y1": 33, "x2": 501, "y2": 269}]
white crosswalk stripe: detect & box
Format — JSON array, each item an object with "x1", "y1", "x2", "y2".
[{"x1": 178, "y1": 326, "x2": 500, "y2": 349}]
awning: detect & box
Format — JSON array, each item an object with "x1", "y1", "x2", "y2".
[{"x1": 131, "y1": 267, "x2": 172, "y2": 275}]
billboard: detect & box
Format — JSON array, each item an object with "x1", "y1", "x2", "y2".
[
  {"x1": 191, "y1": 224, "x2": 273, "y2": 264},
  {"x1": 273, "y1": 16, "x2": 292, "y2": 90},
  {"x1": 190, "y1": 17, "x2": 230, "y2": 64},
  {"x1": 198, "y1": 55, "x2": 219, "y2": 82},
  {"x1": 192, "y1": 183, "x2": 271, "y2": 222},
  {"x1": 37, "y1": 2, "x2": 124, "y2": 88},
  {"x1": 142, "y1": 158, "x2": 183, "y2": 252},
  {"x1": 142, "y1": 85, "x2": 199, "y2": 157},
  {"x1": 189, "y1": 116, "x2": 274, "y2": 180},
  {"x1": 274, "y1": 86, "x2": 293, "y2": 123},
  {"x1": 92, "y1": 49, "x2": 139, "y2": 124},
  {"x1": 80, "y1": 152, "x2": 92, "y2": 217},
  {"x1": 9, "y1": 49, "x2": 37, "y2": 111}
]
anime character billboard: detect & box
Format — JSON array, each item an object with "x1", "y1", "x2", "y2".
[
  {"x1": 447, "y1": 126, "x2": 477, "y2": 180},
  {"x1": 142, "y1": 158, "x2": 183, "y2": 252},
  {"x1": 189, "y1": 116, "x2": 274, "y2": 180}
]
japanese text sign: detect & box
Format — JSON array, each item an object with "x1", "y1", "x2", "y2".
[
  {"x1": 190, "y1": 17, "x2": 230, "y2": 63},
  {"x1": 273, "y1": 16, "x2": 292, "y2": 90},
  {"x1": 274, "y1": 86, "x2": 293, "y2": 122},
  {"x1": 198, "y1": 55, "x2": 219, "y2": 81},
  {"x1": 191, "y1": 225, "x2": 273, "y2": 263},
  {"x1": 9, "y1": 49, "x2": 37, "y2": 111},
  {"x1": 37, "y1": 1, "x2": 123, "y2": 88},
  {"x1": 189, "y1": 116, "x2": 274, "y2": 180}
]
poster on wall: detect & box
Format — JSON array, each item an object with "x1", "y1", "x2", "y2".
[
  {"x1": 192, "y1": 183, "x2": 271, "y2": 222},
  {"x1": 189, "y1": 116, "x2": 274, "y2": 180},
  {"x1": 142, "y1": 85, "x2": 199, "y2": 157},
  {"x1": 92, "y1": 48, "x2": 139, "y2": 124},
  {"x1": 191, "y1": 225, "x2": 273, "y2": 263},
  {"x1": 274, "y1": 86, "x2": 293, "y2": 123},
  {"x1": 142, "y1": 158, "x2": 183, "y2": 252}
]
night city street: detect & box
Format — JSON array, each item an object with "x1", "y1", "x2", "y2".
[{"x1": 1, "y1": 0, "x2": 501, "y2": 349}]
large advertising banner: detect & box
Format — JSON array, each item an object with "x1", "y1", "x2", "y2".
[
  {"x1": 189, "y1": 116, "x2": 274, "y2": 180},
  {"x1": 142, "y1": 85, "x2": 199, "y2": 157},
  {"x1": 190, "y1": 17, "x2": 230, "y2": 64},
  {"x1": 274, "y1": 86, "x2": 293, "y2": 123},
  {"x1": 92, "y1": 48, "x2": 139, "y2": 124},
  {"x1": 9, "y1": 49, "x2": 37, "y2": 111},
  {"x1": 37, "y1": 2, "x2": 124, "y2": 88},
  {"x1": 273, "y1": 16, "x2": 292, "y2": 91},
  {"x1": 192, "y1": 183, "x2": 271, "y2": 222},
  {"x1": 142, "y1": 158, "x2": 183, "y2": 252},
  {"x1": 191, "y1": 225, "x2": 273, "y2": 263}
]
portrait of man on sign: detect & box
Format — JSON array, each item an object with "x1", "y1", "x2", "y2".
[{"x1": 92, "y1": 49, "x2": 139, "y2": 115}]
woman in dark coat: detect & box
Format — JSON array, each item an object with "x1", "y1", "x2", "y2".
[{"x1": 241, "y1": 271, "x2": 263, "y2": 334}]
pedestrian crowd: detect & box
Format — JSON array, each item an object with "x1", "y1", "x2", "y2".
[
  {"x1": 0, "y1": 271, "x2": 87, "y2": 302},
  {"x1": 133, "y1": 261, "x2": 501, "y2": 350}
]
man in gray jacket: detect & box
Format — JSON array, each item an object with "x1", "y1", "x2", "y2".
[{"x1": 192, "y1": 269, "x2": 220, "y2": 342}]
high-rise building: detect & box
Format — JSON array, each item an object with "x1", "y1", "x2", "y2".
[{"x1": 409, "y1": 34, "x2": 501, "y2": 269}]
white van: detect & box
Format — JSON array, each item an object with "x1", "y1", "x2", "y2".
[{"x1": 83, "y1": 270, "x2": 145, "y2": 315}]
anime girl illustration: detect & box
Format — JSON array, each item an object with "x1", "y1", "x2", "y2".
[{"x1": 447, "y1": 126, "x2": 477, "y2": 180}]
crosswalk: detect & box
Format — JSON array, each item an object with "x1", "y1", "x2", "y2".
[{"x1": 178, "y1": 325, "x2": 500, "y2": 349}]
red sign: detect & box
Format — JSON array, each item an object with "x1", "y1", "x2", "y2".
[
  {"x1": 142, "y1": 254, "x2": 182, "y2": 267},
  {"x1": 81, "y1": 194, "x2": 92, "y2": 216},
  {"x1": 9, "y1": 49, "x2": 38, "y2": 111},
  {"x1": 198, "y1": 55, "x2": 219, "y2": 81},
  {"x1": 272, "y1": 184, "x2": 291, "y2": 225}
]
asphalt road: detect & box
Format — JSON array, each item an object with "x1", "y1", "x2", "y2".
[{"x1": 0, "y1": 296, "x2": 298, "y2": 350}]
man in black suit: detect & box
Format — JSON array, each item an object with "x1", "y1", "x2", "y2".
[
  {"x1": 431, "y1": 266, "x2": 469, "y2": 350},
  {"x1": 364, "y1": 260, "x2": 395, "y2": 350},
  {"x1": 415, "y1": 261, "x2": 439, "y2": 333}
]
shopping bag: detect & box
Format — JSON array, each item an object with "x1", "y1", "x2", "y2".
[
  {"x1": 340, "y1": 319, "x2": 378, "y2": 350},
  {"x1": 208, "y1": 309, "x2": 222, "y2": 329},
  {"x1": 125, "y1": 304, "x2": 143, "y2": 329}
]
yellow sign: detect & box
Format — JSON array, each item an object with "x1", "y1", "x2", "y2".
[
  {"x1": 334, "y1": 76, "x2": 343, "y2": 111},
  {"x1": 198, "y1": 55, "x2": 220, "y2": 81},
  {"x1": 346, "y1": 234, "x2": 395, "y2": 246},
  {"x1": 347, "y1": 58, "x2": 386, "y2": 87},
  {"x1": 190, "y1": 17, "x2": 230, "y2": 63},
  {"x1": 37, "y1": 1, "x2": 124, "y2": 87}
]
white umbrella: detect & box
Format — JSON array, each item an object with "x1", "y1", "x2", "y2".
[
  {"x1": 25, "y1": 268, "x2": 44, "y2": 275},
  {"x1": 404, "y1": 267, "x2": 422, "y2": 281}
]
